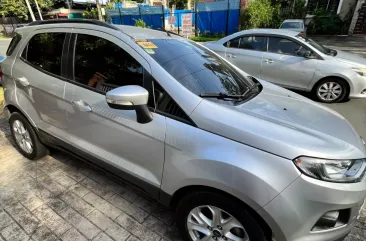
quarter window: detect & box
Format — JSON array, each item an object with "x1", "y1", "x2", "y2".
[
  {"x1": 73, "y1": 34, "x2": 143, "y2": 93},
  {"x1": 268, "y1": 37, "x2": 303, "y2": 56},
  {"x1": 21, "y1": 32, "x2": 65, "y2": 76},
  {"x1": 6, "y1": 33, "x2": 22, "y2": 56}
]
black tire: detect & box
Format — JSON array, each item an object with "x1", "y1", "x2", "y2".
[
  {"x1": 176, "y1": 191, "x2": 268, "y2": 241},
  {"x1": 9, "y1": 112, "x2": 48, "y2": 160},
  {"x1": 313, "y1": 78, "x2": 348, "y2": 103}
]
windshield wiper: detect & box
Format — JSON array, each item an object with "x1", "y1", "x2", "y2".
[
  {"x1": 199, "y1": 92, "x2": 244, "y2": 99},
  {"x1": 200, "y1": 83, "x2": 261, "y2": 100}
]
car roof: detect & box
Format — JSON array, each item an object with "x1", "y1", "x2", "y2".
[
  {"x1": 18, "y1": 19, "x2": 179, "y2": 41},
  {"x1": 283, "y1": 19, "x2": 304, "y2": 23},
  {"x1": 236, "y1": 29, "x2": 299, "y2": 37},
  {"x1": 115, "y1": 25, "x2": 178, "y2": 40}
]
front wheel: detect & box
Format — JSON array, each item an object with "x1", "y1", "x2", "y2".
[
  {"x1": 313, "y1": 78, "x2": 348, "y2": 103},
  {"x1": 176, "y1": 191, "x2": 268, "y2": 241}
]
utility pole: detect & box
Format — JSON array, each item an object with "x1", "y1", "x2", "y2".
[
  {"x1": 96, "y1": 0, "x2": 103, "y2": 21},
  {"x1": 24, "y1": 0, "x2": 36, "y2": 21},
  {"x1": 66, "y1": 0, "x2": 72, "y2": 10},
  {"x1": 34, "y1": 0, "x2": 43, "y2": 20}
]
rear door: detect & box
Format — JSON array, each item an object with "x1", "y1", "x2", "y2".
[
  {"x1": 11, "y1": 30, "x2": 69, "y2": 137},
  {"x1": 260, "y1": 36, "x2": 317, "y2": 90},
  {"x1": 63, "y1": 31, "x2": 166, "y2": 197},
  {"x1": 224, "y1": 35, "x2": 267, "y2": 77}
]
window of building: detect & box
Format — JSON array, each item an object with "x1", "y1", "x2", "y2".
[
  {"x1": 22, "y1": 32, "x2": 66, "y2": 76},
  {"x1": 73, "y1": 34, "x2": 143, "y2": 93}
]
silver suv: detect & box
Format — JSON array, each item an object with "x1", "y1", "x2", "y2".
[{"x1": 1, "y1": 20, "x2": 366, "y2": 241}]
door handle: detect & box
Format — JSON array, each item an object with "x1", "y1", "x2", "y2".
[
  {"x1": 263, "y1": 59, "x2": 274, "y2": 64},
  {"x1": 16, "y1": 77, "x2": 29, "y2": 86},
  {"x1": 72, "y1": 100, "x2": 92, "y2": 112},
  {"x1": 227, "y1": 54, "x2": 236, "y2": 58}
]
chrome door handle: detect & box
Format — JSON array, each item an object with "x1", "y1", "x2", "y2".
[
  {"x1": 264, "y1": 59, "x2": 274, "y2": 64},
  {"x1": 16, "y1": 77, "x2": 29, "y2": 86},
  {"x1": 227, "y1": 54, "x2": 236, "y2": 58},
  {"x1": 72, "y1": 100, "x2": 92, "y2": 112}
]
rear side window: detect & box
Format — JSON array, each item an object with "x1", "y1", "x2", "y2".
[
  {"x1": 21, "y1": 32, "x2": 66, "y2": 76},
  {"x1": 6, "y1": 33, "x2": 22, "y2": 56},
  {"x1": 239, "y1": 36, "x2": 267, "y2": 51}
]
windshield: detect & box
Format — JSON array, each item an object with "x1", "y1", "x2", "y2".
[
  {"x1": 142, "y1": 39, "x2": 258, "y2": 105},
  {"x1": 280, "y1": 22, "x2": 303, "y2": 29},
  {"x1": 296, "y1": 35, "x2": 334, "y2": 55}
]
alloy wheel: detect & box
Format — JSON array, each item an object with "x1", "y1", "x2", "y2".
[
  {"x1": 317, "y1": 82, "x2": 343, "y2": 101},
  {"x1": 12, "y1": 120, "x2": 33, "y2": 154},
  {"x1": 187, "y1": 205, "x2": 249, "y2": 241}
]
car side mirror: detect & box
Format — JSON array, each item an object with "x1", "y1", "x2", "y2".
[
  {"x1": 297, "y1": 48, "x2": 315, "y2": 59},
  {"x1": 106, "y1": 85, "x2": 153, "y2": 124}
]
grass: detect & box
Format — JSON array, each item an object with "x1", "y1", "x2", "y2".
[{"x1": 189, "y1": 36, "x2": 220, "y2": 42}]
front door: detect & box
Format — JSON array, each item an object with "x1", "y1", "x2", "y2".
[
  {"x1": 260, "y1": 36, "x2": 317, "y2": 90},
  {"x1": 64, "y1": 31, "x2": 166, "y2": 197},
  {"x1": 224, "y1": 35, "x2": 267, "y2": 77}
]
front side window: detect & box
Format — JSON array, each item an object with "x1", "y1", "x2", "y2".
[
  {"x1": 268, "y1": 37, "x2": 303, "y2": 56},
  {"x1": 73, "y1": 34, "x2": 143, "y2": 93},
  {"x1": 142, "y1": 39, "x2": 257, "y2": 105},
  {"x1": 238, "y1": 36, "x2": 267, "y2": 51},
  {"x1": 22, "y1": 32, "x2": 65, "y2": 76}
]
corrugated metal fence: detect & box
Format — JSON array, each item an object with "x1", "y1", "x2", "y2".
[{"x1": 106, "y1": 0, "x2": 240, "y2": 36}]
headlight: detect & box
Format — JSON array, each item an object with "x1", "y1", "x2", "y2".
[
  {"x1": 294, "y1": 156, "x2": 366, "y2": 183},
  {"x1": 352, "y1": 67, "x2": 366, "y2": 76}
]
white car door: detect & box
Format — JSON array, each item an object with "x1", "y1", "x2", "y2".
[{"x1": 260, "y1": 36, "x2": 318, "y2": 90}]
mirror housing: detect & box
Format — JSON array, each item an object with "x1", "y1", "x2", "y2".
[
  {"x1": 298, "y1": 48, "x2": 315, "y2": 59},
  {"x1": 106, "y1": 85, "x2": 153, "y2": 124}
]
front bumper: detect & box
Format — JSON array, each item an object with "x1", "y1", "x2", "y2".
[
  {"x1": 258, "y1": 174, "x2": 366, "y2": 241},
  {"x1": 349, "y1": 74, "x2": 366, "y2": 98}
]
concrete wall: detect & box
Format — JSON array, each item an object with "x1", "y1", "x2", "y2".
[{"x1": 339, "y1": 0, "x2": 358, "y2": 19}]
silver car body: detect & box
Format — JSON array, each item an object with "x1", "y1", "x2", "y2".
[
  {"x1": 1, "y1": 22, "x2": 366, "y2": 241},
  {"x1": 205, "y1": 29, "x2": 366, "y2": 99}
]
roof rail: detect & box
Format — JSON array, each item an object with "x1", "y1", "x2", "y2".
[{"x1": 28, "y1": 19, "x2": 120, "y2": 31}]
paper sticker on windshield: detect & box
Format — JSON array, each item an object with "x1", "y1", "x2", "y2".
[
  {"x1": 145, "y1": 48, "x2": 155, "y2": 54},
  {"x1": 137, "y1": 41, "x2": 158, "y2": 49}
]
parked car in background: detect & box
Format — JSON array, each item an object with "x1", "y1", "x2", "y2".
[
  {"x1": 280, "y1": 19, "x2": 306, "y2": 35},
  {"x1": 204, "y1": 29, "x2": 366, "y2": 103},
  {"x1": 1, "y1": 20, "x2": 366, "y2": 241}
]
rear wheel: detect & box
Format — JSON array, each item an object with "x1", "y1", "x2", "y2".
[
  {"x1": 313, "y1": 78, "x2": 348, "y2": 103},
  {"x1": 176, "y1": 191, "x2": 268, "y2": 241},
  {"x1": 9, "y1": 112, "x2": 48, "y2": 160}
]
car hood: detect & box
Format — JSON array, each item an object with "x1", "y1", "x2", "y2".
[
  {"x1": 334, "y1": 50, "x2": 366, "y2": 67},
  {"x1": 192, "y1": 80, "x2": 366, "y2": 160}
]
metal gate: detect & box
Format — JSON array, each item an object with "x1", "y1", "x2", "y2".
[{"x1": 354, "y1": 3, "x2": 366, "y2": 34}]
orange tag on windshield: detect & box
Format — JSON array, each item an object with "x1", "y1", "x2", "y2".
[{"x1": 137, "y1": 41, "x2": 158, "y2": 49}]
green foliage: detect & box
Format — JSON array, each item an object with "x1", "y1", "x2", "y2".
[
  {"x1": 189, "y1": 36, "x2": 220, "y2": 42},
  {"x1": 307, "y1": 8, "x2": 344, "y2": 35},
  {"x1": 0, "y1": 0, "x2": 29, "y2": 19},
  {"x1": 83, "y1": 7, "x2": 98, "y2": 19},
  {"x1": 292, "y1": 0, "x2": 307, "y2": 18},
  {"x1": 240, "y1": 0, "x2": 274, "y2": 29},
  {"x1": 134, "y1": 18, "x2": 147, "y2": 28}
]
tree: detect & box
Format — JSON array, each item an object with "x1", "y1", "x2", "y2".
[{"x1": 0, "y1": 0, "x2": 29, "y2": 19}]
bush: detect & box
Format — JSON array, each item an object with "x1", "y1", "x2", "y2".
[
  {"x1": 134, "y1": 19, "x2": 147, "y2": 28},
  {"x1": 307, "y1": 9, "x2": 344, "y2": 35},
  {"x1": 241, "y1": 0, "x2": 274, "y2": 29},
  {"x1": 83, "y1": 8, "x2": 98, "y2": 19}
]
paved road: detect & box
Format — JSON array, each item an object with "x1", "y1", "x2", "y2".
[{"x1": 0, "y1": 36, "x2": 366, "y2": 241}]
